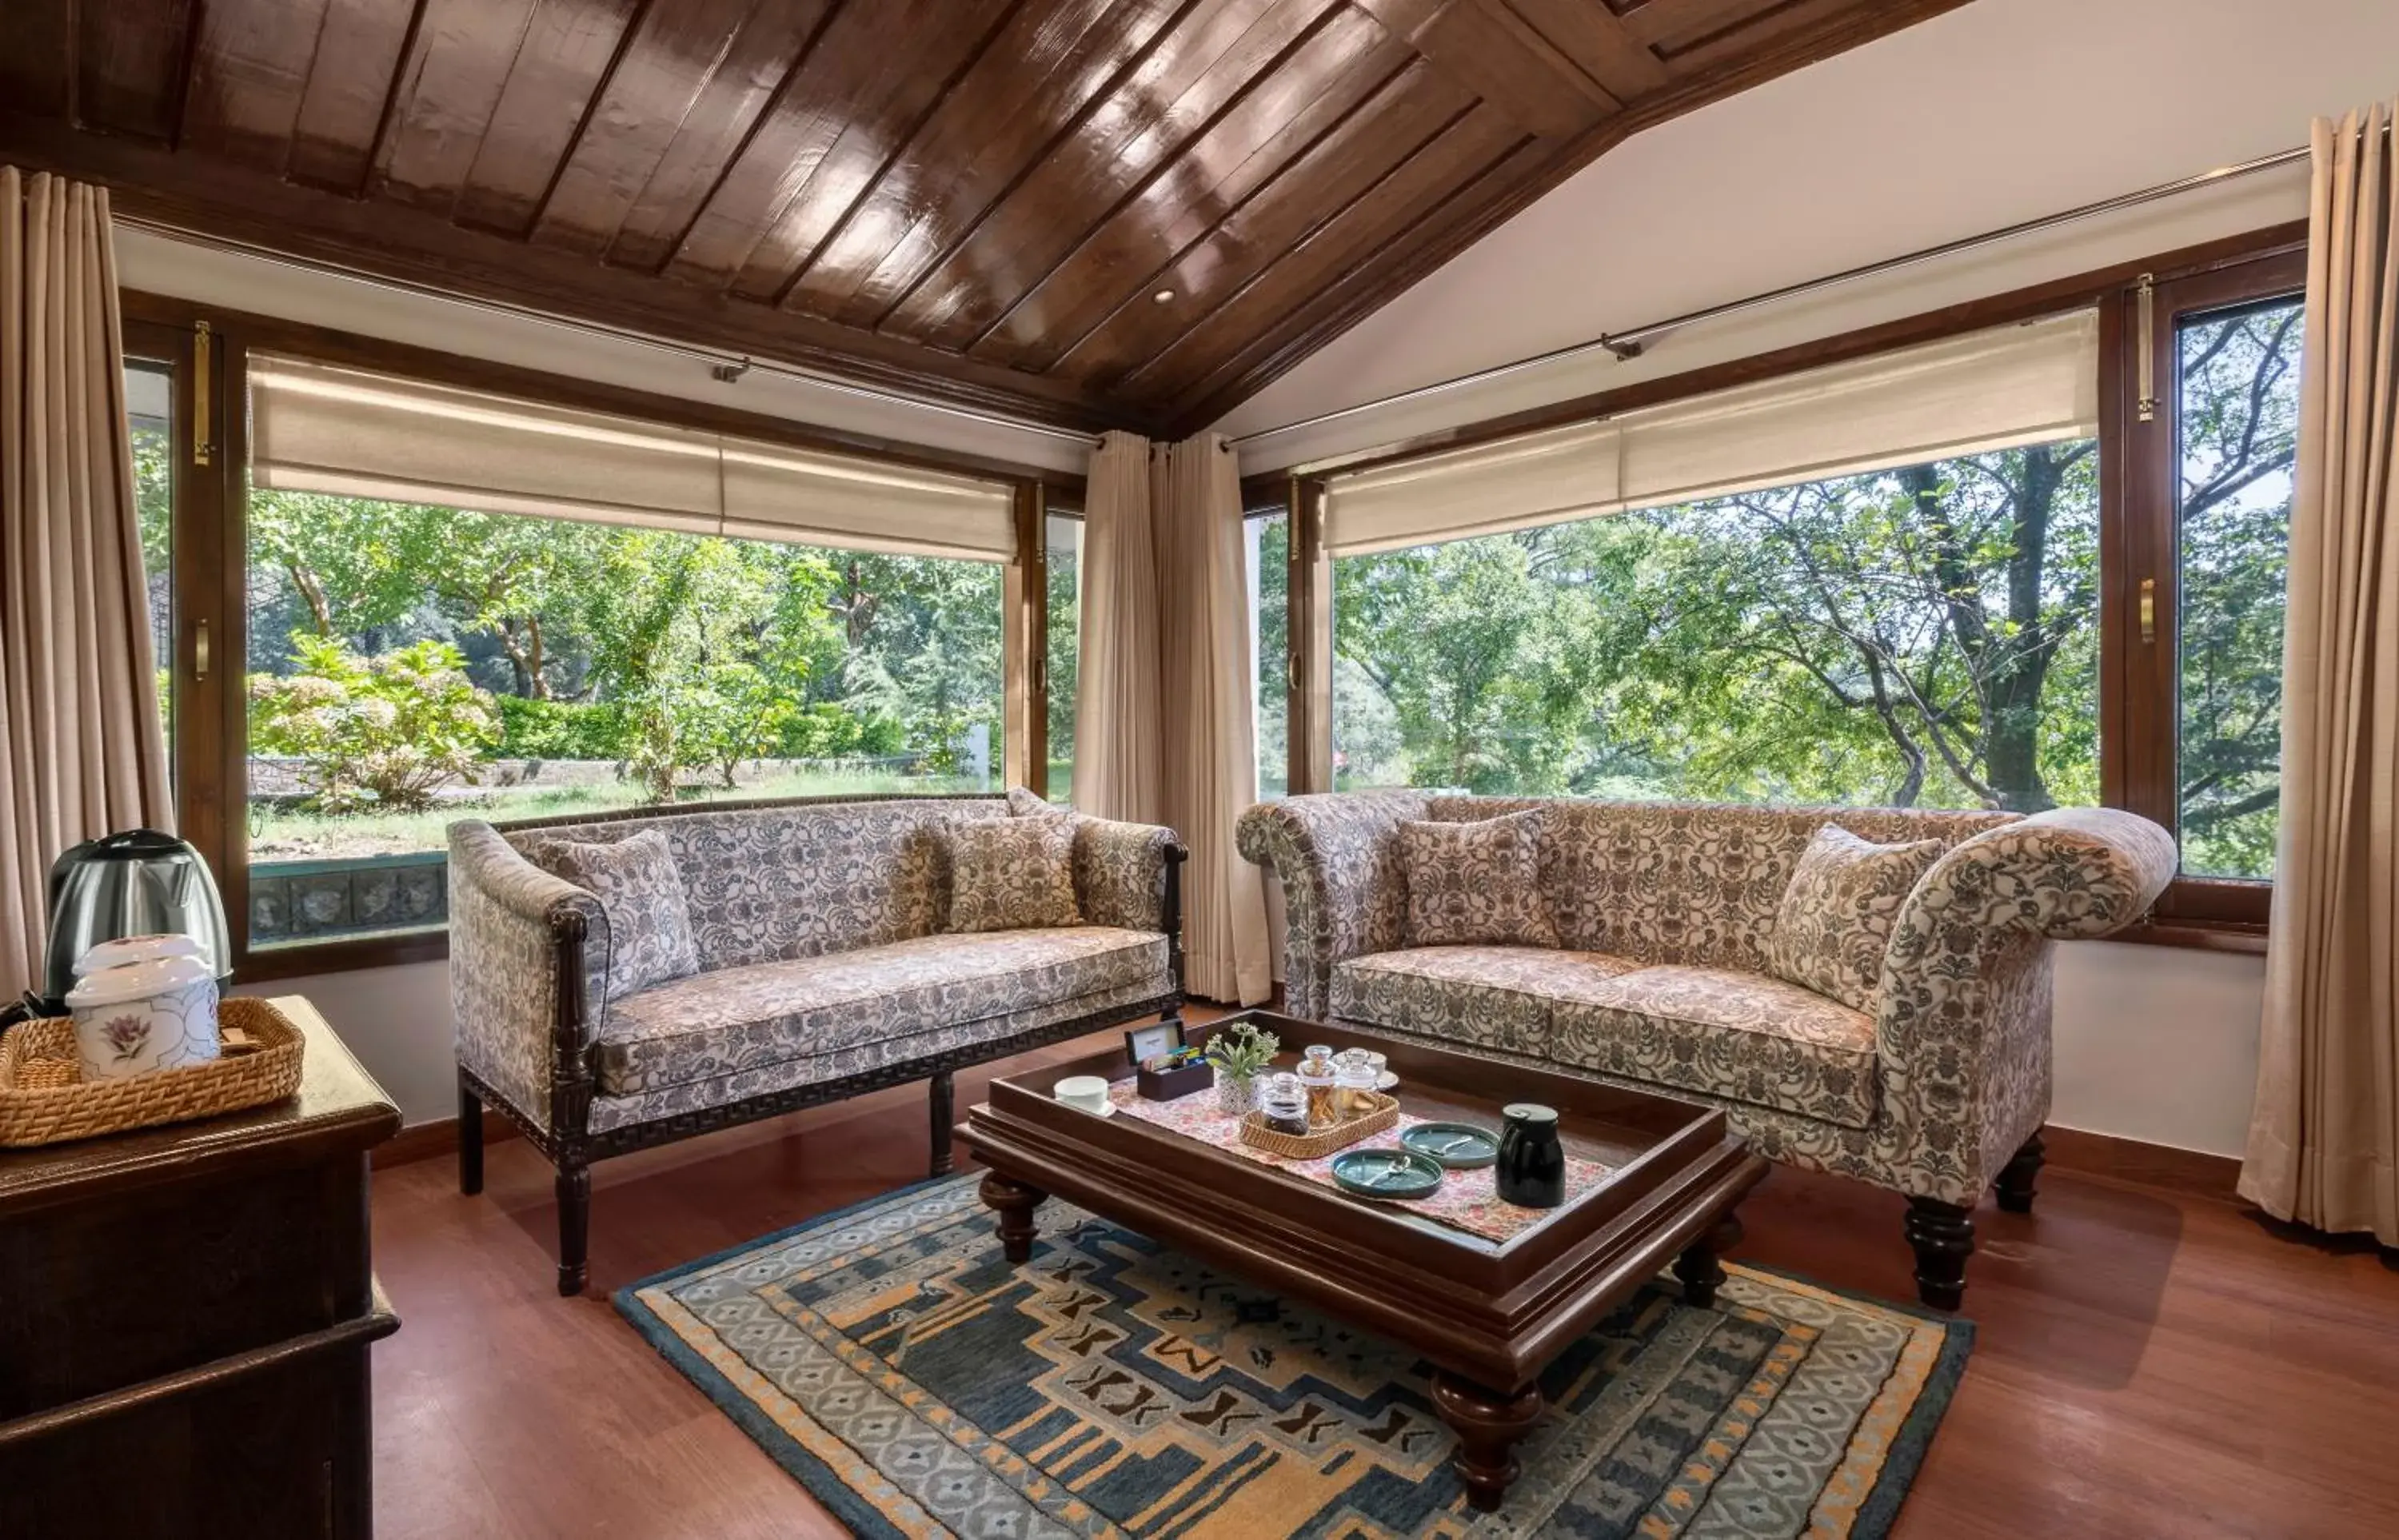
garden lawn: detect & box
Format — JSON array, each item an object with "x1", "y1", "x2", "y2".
[{"x1": 250, "y1": 767, "x2": 996, "y2": 862}]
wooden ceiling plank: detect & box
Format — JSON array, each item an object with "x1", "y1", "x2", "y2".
[
  {"x1": 0, "y1": 1, "x2": 74, "y2": 121},
  {"x1": 1056, "y1": 64, "x2": 1488, "y2": 389},
  {"x1": 0, "y1": 106, "x2": 1120, "y2": 428},
  {"x1": 728, "y1": 0, "x2": 1022, "y2": 305},
  {"x1": 370, "y1": 0, "x2": 541, "y2": 209},
  {"x1": 286, "y1": 0, "x2": 423, "y2": 192},
  {"x1": 784, "y1": 0, "x2": 1188, "y2": 329},
  {"x1": 71, "y1": 0, "x2": 198, "y2": 144},
  {"x1": 1096, "y1": 101, "x2": 1524, "y2": 399},
  {"x1": 523, "y1": 0, "x2": 761, "y2": 255},
  {"x1": 604, "y1": 0, "x2": 836, "y2": 273},
  {"x1": 1658, "y1": 0, "x2": 1883, "y2": 72},
  {"x1": 875, "y1": 0, "x2": 1335, "y2": 347},
  {"x1": 1394, "y1": 0, "x2": 1616, "y2": 138},
  {"x1": 662, "y1": 0, "x2": 960, "y2": 289},
  {"x1": 1162, "y1": 131, "x2": 1559, "y2": 428},
  {"x1": 178, "y1": 0, "x2": 330, "y2": 169},
  {"x1": 966, "y1": 5, "x2": 1413, "y2": 369},
  {"x1": 1622, "y1": 0, "x2": 1784, "y2": 57},
  {"x1": 1502, "y1": 0, "x2": 1671, "y2": 99},
  {"x1": 453, "y1": 0, "x2": 647, "y2": 237}
]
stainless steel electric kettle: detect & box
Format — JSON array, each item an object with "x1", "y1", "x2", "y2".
[{"x1": 35, "y1": 828, "x2": 231, "y2": 1015}]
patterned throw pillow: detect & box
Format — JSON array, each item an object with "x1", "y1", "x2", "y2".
[
  {"x1": 1399, "y1": 810, "x2": 1560, "y2": 949},
  {"x1": 544, "y1": 828, "x2": 701, "y2": 1002},
  {"x1": 1764, "y1": 824, "x2": 1946, "y2": 1013},
  {"x1": 948, "y1": 813, "x2": 1081, "y2": 932}
]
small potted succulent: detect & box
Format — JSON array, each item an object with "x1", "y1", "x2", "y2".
[{"x1": 1204, "y1": 1019, "x2": 1281, "y2": 1118}]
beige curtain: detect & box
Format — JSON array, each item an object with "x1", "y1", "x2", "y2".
[
  {"x1": 2239, "y1": 105, "x2": 2399, "y2": 1243},
  {"x1": 1071, "y1": 430, "x2": 1163, "y2": 824},
  {"x1": 1154, "y1": 434, "x2": 1271, "y2": 1005},
  {"x1": 0, "y1": 168, "x2": 176, "y2": 994}
]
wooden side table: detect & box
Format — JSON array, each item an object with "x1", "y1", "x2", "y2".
[{"x1": 0, "y1": 995, "x2": 400, "y2": 1538}]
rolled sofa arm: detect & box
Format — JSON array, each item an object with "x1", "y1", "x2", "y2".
[
  {"x1": 1870, "y1": 806, "x2": 2177, "y2": 1204},
  {"x1": 449, "y1": 820, "x2": 608, "y2": 1135},
  {"x1": 1235, "y1": 791, "x2": 1430, "y2": 1019}
]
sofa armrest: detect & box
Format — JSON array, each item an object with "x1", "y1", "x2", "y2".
[
  {"x1": 1235, "y1": 792, "x2": 1429, "y2": 1019},
  {"x1": 448, "y1": 820, "x2": 608, "y2": 1135},
  {"x1": 1869, "y1": 807, "x2": 2177, "y2": 1202}
]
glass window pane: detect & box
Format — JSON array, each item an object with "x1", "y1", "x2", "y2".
[
  {"x1": 1045, "y1": 511, "x2": 1080, "y2": 804},
  {"x1": 1248, "y1": 511, "x2": 1288, "y2": 799},
  {"x1": 1332, "y1": 442, "x2": 2102, "y2": 808},
  {"x1": 241, "y1": 473, "x2": 1005, "y2": 949},
  {"x1": 126, "y1": 360, "x2": 175, "y2": 780},
  {"x1": 2174, "y1": 296, "x2": 2301, "y2": 880}
]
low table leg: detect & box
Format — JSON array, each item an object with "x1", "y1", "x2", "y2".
[
  {"x1": 1431, "y1": 1371, "x2": 1544, "y2": 1514},
  {"x1": 1674, "y1": 1212, "x2": 1745, "y2": 1308},
  {"x1": 979, "y1": 1171, "x2": 1047, "y2": 1264}
]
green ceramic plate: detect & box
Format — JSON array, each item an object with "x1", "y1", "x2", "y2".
[
  {"x1": 1400, "y1": 1121, "x2": 1500, "y2": 1169},
  {"x1": 1329, "y1": 1147, "x2": 1445, "y2": 1201}
]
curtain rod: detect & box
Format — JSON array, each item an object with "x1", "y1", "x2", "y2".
[
  {"x1": 1230, "y1": 142, "x2": 2313, "y2": 451},
  {"x1": 110, "y1": 215, "x2": 1106, "y2": 451}
]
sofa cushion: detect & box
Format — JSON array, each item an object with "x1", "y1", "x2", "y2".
[
  {"x1": 947, "y1": 812, "x2": 1081, "y2": 932},
  {"x1": 1399, "y1": 810, "x2": 1559, "y2": 948},
  {"x1": 596, "y1": 926, "x2": 1164, "y2": 1094},
  {"x1": 1330, "y1": 945, "x2": 1641, "y2": 1060},
  {"x1": 1547, "y1": 966, "x2": 1879, "y2": 1128},
  {"x1": 543, "y1": 828, "x2": 701, "y2": 1001},
  {"x1": 1763, "y1": 824, "x2": 1944, "y2": 1013}
]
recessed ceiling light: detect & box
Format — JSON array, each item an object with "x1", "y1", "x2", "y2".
[{"x1": 1152, "y1": 289, "x2": 1176, "y2": 304}]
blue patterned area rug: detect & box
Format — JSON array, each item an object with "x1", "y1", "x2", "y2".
[{"x1": 616, "y1": 1175, "x2": 1970, "y2": 1539}]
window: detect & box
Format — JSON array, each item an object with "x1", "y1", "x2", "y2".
[
  {"x1": 1298, "y1": 236, "x2": 2304, "y2": 940},
  {"x1": 2122, "y1": 250, "x2": 2306, "y2": 926},
  {"x1": 240, "y1": 493, "x2": 1005, "y2": 949},
  {"x1": 1247, "y1": 508, "x2": 1289, "y2": 798},
  {"x1": 124, "y1": 353, "x2": 176, "y2": 775},
  {"x1": 122, "y1": 300, "x2": 1046, "y2": 975},
  {"x1": 1334, "y1": 441, "x2": 2099, "y2": 806},
  {"x1": 1045, "y1": 509, "x2": 1081, "y2": 803}
]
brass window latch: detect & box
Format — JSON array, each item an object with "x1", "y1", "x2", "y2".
[
  {"x1": 2139, "y1": 577, "x2": 2157, "y2": 643},
  {"x1": 2134, "y1": 274, "x2": 2158, "y2": 424},
  {"x1": 194, "y1": 320, "x2": 214, "y2": 466}
]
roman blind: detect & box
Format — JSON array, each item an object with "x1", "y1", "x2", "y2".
[
  {"x1": 248, "y1": 356, "x2": 1018, "y2": 561},
  {"x1": 1325, "y1": 309, "x2": 2100, "y2": 557}
]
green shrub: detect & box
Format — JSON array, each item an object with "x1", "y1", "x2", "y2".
[
  {"x1": 493, "y1": 696, "x2": 633, "y2": 760},
  {"x1": 249, "y1": 636, "x2": 499, "y2": 814}
]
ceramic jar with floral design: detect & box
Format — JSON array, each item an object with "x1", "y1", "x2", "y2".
[{"x1": 65, "y1": 955, "x2": 221, "y2": 1080}]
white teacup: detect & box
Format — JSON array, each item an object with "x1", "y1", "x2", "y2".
[
  {"x1": 65, "y1": 956, "x2": 222, "y2": 1079},
  {"x1": 1054, "y1": 1075, "x2": 1110, "y2": 1114}
]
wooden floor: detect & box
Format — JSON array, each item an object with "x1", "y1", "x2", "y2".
[{"x1": 370, "y1": 1024, "x2": 2399, "y2": 1540}]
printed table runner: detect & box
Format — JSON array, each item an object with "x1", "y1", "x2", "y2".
[{"x1": 1102, "y1": 1081, "x2": 1611, "y2": 1245}]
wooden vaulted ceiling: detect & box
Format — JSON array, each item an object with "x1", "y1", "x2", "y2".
[{"x1": 0, "y1": 0, "x2": 1967, "y2": 436}]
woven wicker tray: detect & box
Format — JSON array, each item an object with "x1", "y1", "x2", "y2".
[
  {"x1": 0, "y1": 997, "x2": 305, "y2": 1147},
  {"x1": 1239, "y1": 1091, "x2": 1399, "y2": 1159}
]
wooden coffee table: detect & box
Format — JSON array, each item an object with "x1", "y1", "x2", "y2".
[{"x1": 956, "y1": 1010, "x2": 1768, "y2": 1513}]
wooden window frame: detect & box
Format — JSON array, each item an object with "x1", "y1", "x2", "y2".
[
  {"x1": 1281, "y1": 221, "x2": 2309, "y2": 952},
  {"x1": 121, "y1": 290, "x2": 1077, "y2": 982},
  {"x1": 2107, "y1": 248, "x2": 2307, "y2": 942}
]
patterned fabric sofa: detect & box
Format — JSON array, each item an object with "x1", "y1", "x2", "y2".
[
  {"x1": 1236, "y1": 793, "x2": 2177, "y2": 1308},
  {"x1": 450, "y1": 793, "x2": 1184, "y2": 1295}
]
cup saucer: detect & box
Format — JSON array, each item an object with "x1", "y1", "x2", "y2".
[{"x1": 1056, "y1": 1095, "x2": 1116, "y2": 1118}]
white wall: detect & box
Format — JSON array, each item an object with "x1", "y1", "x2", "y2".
[
  {"x1": 1211, "y1": 0, "x2": 2373, "y2": 1156},
  {"x1": 118, "y1": 232, "x2": 1092, "y2": 1126}
]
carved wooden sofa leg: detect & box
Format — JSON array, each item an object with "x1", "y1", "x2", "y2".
[
  {"x1": 556, "y1": 1159, "x2": 592, "y2": 1297},
  {"x1": 1995, "y1": 1133, "x2": 2046, "y2": 1214},
  {"x1": 929, "y1": 1071, "x2": 956, "y2": 1178},
  {"x1": 1904, "y1": 1198, "x2": 1975, "y2": 1311},
  {"x1": 458, "y1": 1076, "x2": 485, "y2": 1197}
]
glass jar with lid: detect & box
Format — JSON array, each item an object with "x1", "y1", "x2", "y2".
[
  {"x1": 1257, "y1": 1072, "x2": 1310, "y2": 1137},
  {"x1": 1332, "y1": 1047, "x2": 1379, "y2": 1118},
  {"x1": 1296, "y1": 1045, "x2": 1339, "y2": 1129}
]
